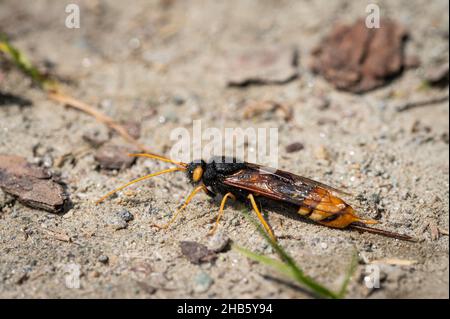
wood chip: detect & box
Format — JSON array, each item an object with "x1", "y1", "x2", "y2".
[{"x1": 0, "y1": 155, "x2": 69, "y2": 213}]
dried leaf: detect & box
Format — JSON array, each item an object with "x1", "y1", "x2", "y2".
[{"x1": 311, "y1": 19, "x2": 410, "y2": 93}]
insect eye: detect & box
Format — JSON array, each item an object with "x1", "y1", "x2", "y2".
[{"x1": 192, "y1": 166, "x2": 203, "y2": 182}]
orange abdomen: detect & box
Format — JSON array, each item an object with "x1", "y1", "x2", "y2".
[{"x1": 297, "y1": 187, "x2": 377, "y2": 228}]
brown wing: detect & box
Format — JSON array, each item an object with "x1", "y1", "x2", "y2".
[
  {"x1": 244, "y1": 163, "x2": 352, "y2": 196},
  {"x1": 222, "y1": 163, "x2": 350, "y2": 207}
]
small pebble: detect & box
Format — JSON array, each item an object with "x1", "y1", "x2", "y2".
[
  {"x1": 362, "y1": 242, "x2": 373, "y2": 252},
  {"x1": 82, "y1": 130, "x2": 109, "y2": 148},
  {"x1": 193, "y1": 271, "x2": 214, "y2": 293},
  {"x1": 82, "y1": 57, "x2": 92, "y2": 68},
  {"x1": 232, "y1": 218, "x2": 240, "y2": 227},
  {"x1": 208, "y1": 233, "x2": 230, "y2": 253},
  {"x1": 108, "y1": 217, "x2": 128, "y2": 230},
  {"x1": 0, "y1": 189, "x2": 14, "y2": 210},
  {"x1": 285, "y1": 142, "x2": 304, "y2": 153},
  {"x1": 128, "y1": 37, "x2": 141, "y2": 50},
  {"x1": 98, "y1": 255, "x2": 109, "y2": 264},
  {"x1": 100, "y1": 99, "x2": 112, "y2": 108},
  {"x1": 173, "y1": 95, "x2": 186, "y2": 105},
  {"x1": 41, "y1": 154, "x2": 53, "y2": 168},
  {"x1": 135, "y1": 281, "x2": 157, "y2": 295},
  {"x1": 314, "y1": 145, "x2": 331, "y2": 161},
  {"x1": 117, "y1": 209, "x2": 134, "y2": 222}
]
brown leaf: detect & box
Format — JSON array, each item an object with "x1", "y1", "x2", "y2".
[
  {"x1": 311, "y1": 19, "x2": 410, "y2": 93},
  {"x1": 179, "y1": 241, "x2": 216, "y2": 264},
  {"x1": 0, "y1": 155, "x2": 68, "y2": 213}
]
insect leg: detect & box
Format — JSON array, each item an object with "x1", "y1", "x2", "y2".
[
  {"x1": 152, "y1": 184, "x2": 206, "y2": 230},
  {"x1": 208, "y1": 192, "x2": 236, "y2": 236},
  {"x1": 247, "y1": 194, "x2": 276, "y2": 242}
]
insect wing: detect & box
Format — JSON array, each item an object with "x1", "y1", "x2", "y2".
[
  {"x1": 222, "y1": 165, "x2": 312, "y2": 205},
  {"x1": 222, "y1": 163, "x2": 351, "y2": 208},
  {"x1": 245, "y1": 163, "x2": 352, "y2": 196}
]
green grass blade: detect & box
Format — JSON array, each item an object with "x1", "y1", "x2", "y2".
[
  {"x1": 0, "y1": 36, "x2": 56, "y2": 90},
  {"x1": 239, "y1": 209, "x2": 339, "y2": 299},
  {"x1": 233, "y1": 245, "x2": 297, "y2": 279}
]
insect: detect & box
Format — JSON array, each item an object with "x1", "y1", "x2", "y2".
[{"x1": 96, "y1": 153, "x2": 415, "y2": 242}]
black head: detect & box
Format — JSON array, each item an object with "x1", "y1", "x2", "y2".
[{"x1": 186, "y1": 159, "x2": 207, "y2": 184}]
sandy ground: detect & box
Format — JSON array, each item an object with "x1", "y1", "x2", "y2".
[{"x1": 0, "y1": 0, "x2": 448, "y2": 298}]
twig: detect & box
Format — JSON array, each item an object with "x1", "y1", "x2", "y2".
[
  {"x1": 369, "y1": 258, "x2": 417, "y2": 266},
  {"x1": 48, "y1": 91, "x2": 151, "y2": 152},
  {"x1": 395, "y1": 94, "x2": 449, "y2": 112}
]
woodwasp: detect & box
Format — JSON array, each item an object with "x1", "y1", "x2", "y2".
[{"x1": 97, "y1": 153, "x2": 415, "y2": 242}]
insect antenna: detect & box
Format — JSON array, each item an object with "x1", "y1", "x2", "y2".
[
  {"x1": 349, "y1": 223, "x2": 416, "y2": 242},
  {"x1": 128, "y1": 153, "x2": 187, "y2": 169},
  {"x1": 96, "y1": 167, "x2": 183, "y2": 204}
]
